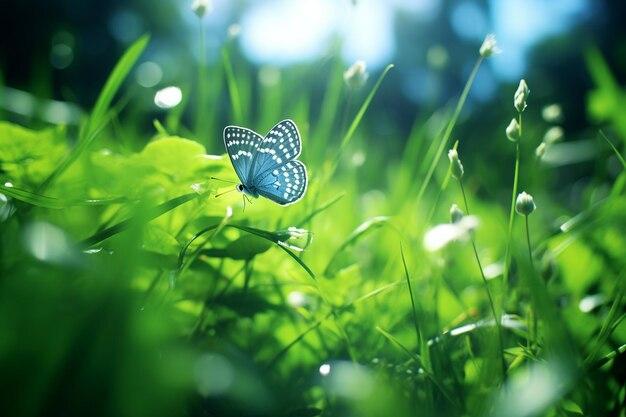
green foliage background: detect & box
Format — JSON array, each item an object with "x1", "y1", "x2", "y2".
[{"x1": 1, "y1": 21, "x2": 626, "y2": 417}]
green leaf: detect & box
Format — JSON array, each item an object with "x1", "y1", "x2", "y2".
[
  {"x1": 0, "y1": 122, "x2": 67, "y2": 186},
  {"x1": 141, "y1": 137, "x2": 207, "y2": 177},
  {"x1": 560, "y1": 399, "x2": 583, "y2": 415},
  {"x1": 177, "y1": 223, "x2": 316, "y2": 280},
  {"x1": 214, "y1": 292, "x2": 280, "y2": 317},
  {"x1": 142, "y1": 225, "x2": 180, "y2": 255},
  {"x1": 90, "y1": 136, "x2": 227, "y2": 198},
  {"x1": 201, "y1": 235, "x2": 272, "y2": 260},
  {"x1": 225, "y1": 234, "x2": 272, "y2": 259}
]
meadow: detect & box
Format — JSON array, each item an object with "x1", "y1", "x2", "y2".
[{"x1": 1, "y1": 10, "x2": 625, "y2": 417}]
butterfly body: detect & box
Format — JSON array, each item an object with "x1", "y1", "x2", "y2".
[{"x1": 223, "y1": 120, "x2": 307, "y2": 206}]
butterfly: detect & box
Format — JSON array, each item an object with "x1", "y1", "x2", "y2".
[{"x1": 223, "y1": 119, "x2": 308, "y2": 206}]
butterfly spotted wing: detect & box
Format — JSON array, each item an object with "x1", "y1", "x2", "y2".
[{"x1": 223, "y1": 119, "x2": 307, "y2": 206}]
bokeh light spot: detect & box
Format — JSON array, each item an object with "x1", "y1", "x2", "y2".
[
  {"x1": 23, "y1": 222, "x2": 73, "y2": 264},
  {"x1": 136, "y1": 61, "x2": 163, "y2": 88},
  {"x1": 194, "y1": 353, "x2": 234, "y2": 397},
  {"x1": 319, "y1": 363, "x2": 331, "y2": 376},
  {"x1": 154, "y1": 86, "x2": 182, "y2": 109},
  {"x1": 50, "y1": 43, "x2": 74, "y2": 69}
]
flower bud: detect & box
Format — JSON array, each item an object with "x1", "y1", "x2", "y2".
[
  {"x1": 543, "y1": 126, "x2": 564, "y2": 145},
  {"x1": 448, "y1": 148, "x2": 464, "y2": 179},
  {"x1": 515, "y1": 191, "x2": 536, "y2": 216},
  {"x1": 450, "y1": 204, "x2": 464, "y2": 224},
  {"x1": 514, "y1": 79, "x2": 530, "y2": 113},
  {"x1": 541, "y1": 104, "x2": 562, "y2": 123},
  {"x1": 479, "y1": 34, "x2": 501, "y2": 58},
  {"x1": 535, "y1": 142, "x2": 547, "y2": 159},
  {"x1": 192, "y1": 0, "x2": 212, "y2": 18},
  {"x1": 506, "y1": 118, "x2": 521, "y2": 142},
  {"x1": 344, "y1": 60, "x2": 369, "y2": 90}
]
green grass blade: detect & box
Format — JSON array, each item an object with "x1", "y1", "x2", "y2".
[
  {"x1": 222, "y1": 47, "x2": 243, "y2": 125},
  {"x1": 599, "y1": 130, "x2": 626, "y2": 170},
  {"x1": 0, "y1": 184, "x2": 127, "y2": 209},
  {"x1": 81, "y1": 193, "x2": 198, "y2": 247},
  {"x1": 297, "y1": 192, "x2": 344, "y2": 226},
  {"x1": 176, "y1": 223, "x2": 316, "y2": 280},
  {"x1": 230, "y1": 224, "x2": 316, "y2": 280},
  {"x1": 376, "y1": 326, "x2": 459, "y2": 408},
  {"x1": 338, "y1": 64, "x2": 394, "y2": 154},
  {"x1": 312, "y1": 58, "x2": 345, "y2": 159},
  {"x1": 88, "y1": 34, "x2": 150, "y2": 136},
  {"x1": 324, "y1": 216, "x2": 389, "y2": 277},
  {"x1": 38, "y1": 35, "x2": 149, "y2": 192},
  {"x1": 414, "y1": 57, "x2": 483, "y2": 208},
  {"x1": 400, "y1": 243, "x2": 422, "y2": 350},
  {"x1": 376, "y1": 325, "x2": 424, "y2": 367}
]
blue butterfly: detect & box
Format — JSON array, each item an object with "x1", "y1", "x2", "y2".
[{"x1": 223, "y1": 119, "x2": 308, "y2": 206}]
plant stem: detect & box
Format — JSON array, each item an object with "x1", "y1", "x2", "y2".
[
  {"x1": 524, "y1": 215, "x2": 534, "y2": 270},
  {"x1": 415, "y1": 57, "x2": 483, "y2": 209},
  {"x1": 524, "y1": 214, "x2": 538, "y2": 350},
  {"x1": 460, "y1": 180, "x2": 506, "y2": 380},
  {"x1": 196, "y1": 17, "x2": 208, "y2": 142},
  {"x1": 400, "y1": 243, "x2": 422, "y2": 348},
  {"x1": 503, "y1": 115, "x2": 522, "y2": 307}
]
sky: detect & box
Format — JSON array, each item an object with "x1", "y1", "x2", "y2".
[{"x1": 225, "y1": 0, "x2": 593, "y2": 80}]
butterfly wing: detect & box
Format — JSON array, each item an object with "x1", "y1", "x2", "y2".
[
  {"x1": 249, "y1": 119, "x2": 302, "y2": 181},
  {"x1": 223, "y1": 125, "x2": 264, "y2": 185},
  {"x1": 254, "y1": 160, "x2": 308, "y2": 206}
]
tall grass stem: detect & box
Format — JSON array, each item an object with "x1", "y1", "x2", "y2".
[
  {"x1": 415, "y1": 57, "x2": 483, "y2": 209},
  {"x1": 503, "y1": 122, "x2": 522, "y2": 304},
  {"x1": 460, "y1": 180, "x2": 506, "y2": 380}
]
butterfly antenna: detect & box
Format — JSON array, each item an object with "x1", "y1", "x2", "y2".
[
  {"x1": 210, "y1": 177, "x2": 237, "y2": 184},
  {"x1": 215, "y1": 188, "x2": 237, "y2": 198}
]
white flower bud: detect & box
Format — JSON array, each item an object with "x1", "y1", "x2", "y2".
[
  {"x1": 535, "y1": 142, "x2": 547, "y2": 159},
  {"x1": 192, "y1": 0, "x2": 212, "y2": 18},
  {"x1": 506, "y1": 118, "x2": 521, "y2": 142},
  {"x1": 450, "y1": 204, "x2": 464, "y2": 224},
  {"x1": 543, "y1": 126, "x2": 564, "y2": 145},
  {"x1": 447, "y1": 148, "x2": 464, "y2": 179},
  {"x1": 344, "y1": 60, "x2": 369, "y2": 90},
  {"x1": 514, "y1": 79, "x2": 530, "y2": 113},
  {"x1": 515, "y1": 191, "x2": 536, "y2": 216},
  {"x1": 479, "y1": 34, "x2": 501, "y2": 58}
]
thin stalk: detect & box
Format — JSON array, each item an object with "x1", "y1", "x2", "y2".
[
  {"x1": 415, "y1": 57, "x2": 483, "y2": 209},
  {"x1": 340, "y1": 90, "x2": 353, "y2": 141},
  {"x1": 195, "y1": 17, "x2": 208, "y2": 142},
  {"x1": 459, "y1": 180, "x2": 505, "y2": 380},
  {"x1": 400, "y1": 243, "x2": 421, "y2": 348},
  {"x1": 503, "y1": 118, "x2": 522, "y2": 298},
  {"x1": 524, "y1": 215, "x2": 534, "y2": 270},
  {"x1": 222, "y1": 47, "x2": 243, "y2": 125},
  {"x1": 524, "y1": 213, "x2": 538, "y2": 350}
]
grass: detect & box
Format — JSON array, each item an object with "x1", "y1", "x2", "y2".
[{"x1": 1, "y1": 30, "x2": 625, "y2": 417}]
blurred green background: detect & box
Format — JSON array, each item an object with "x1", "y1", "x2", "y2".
[{"x1": 1, "y1": 1, "x2": 625, "y2": 416}]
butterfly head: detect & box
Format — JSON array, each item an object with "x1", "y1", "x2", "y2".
[{"x1": 235, "y1": 183, "x2": 259, "y2": 199}]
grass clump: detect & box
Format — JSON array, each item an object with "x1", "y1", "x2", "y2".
[{"x1": 0, "y1": 26, "x2": 625, "y2": 417}]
